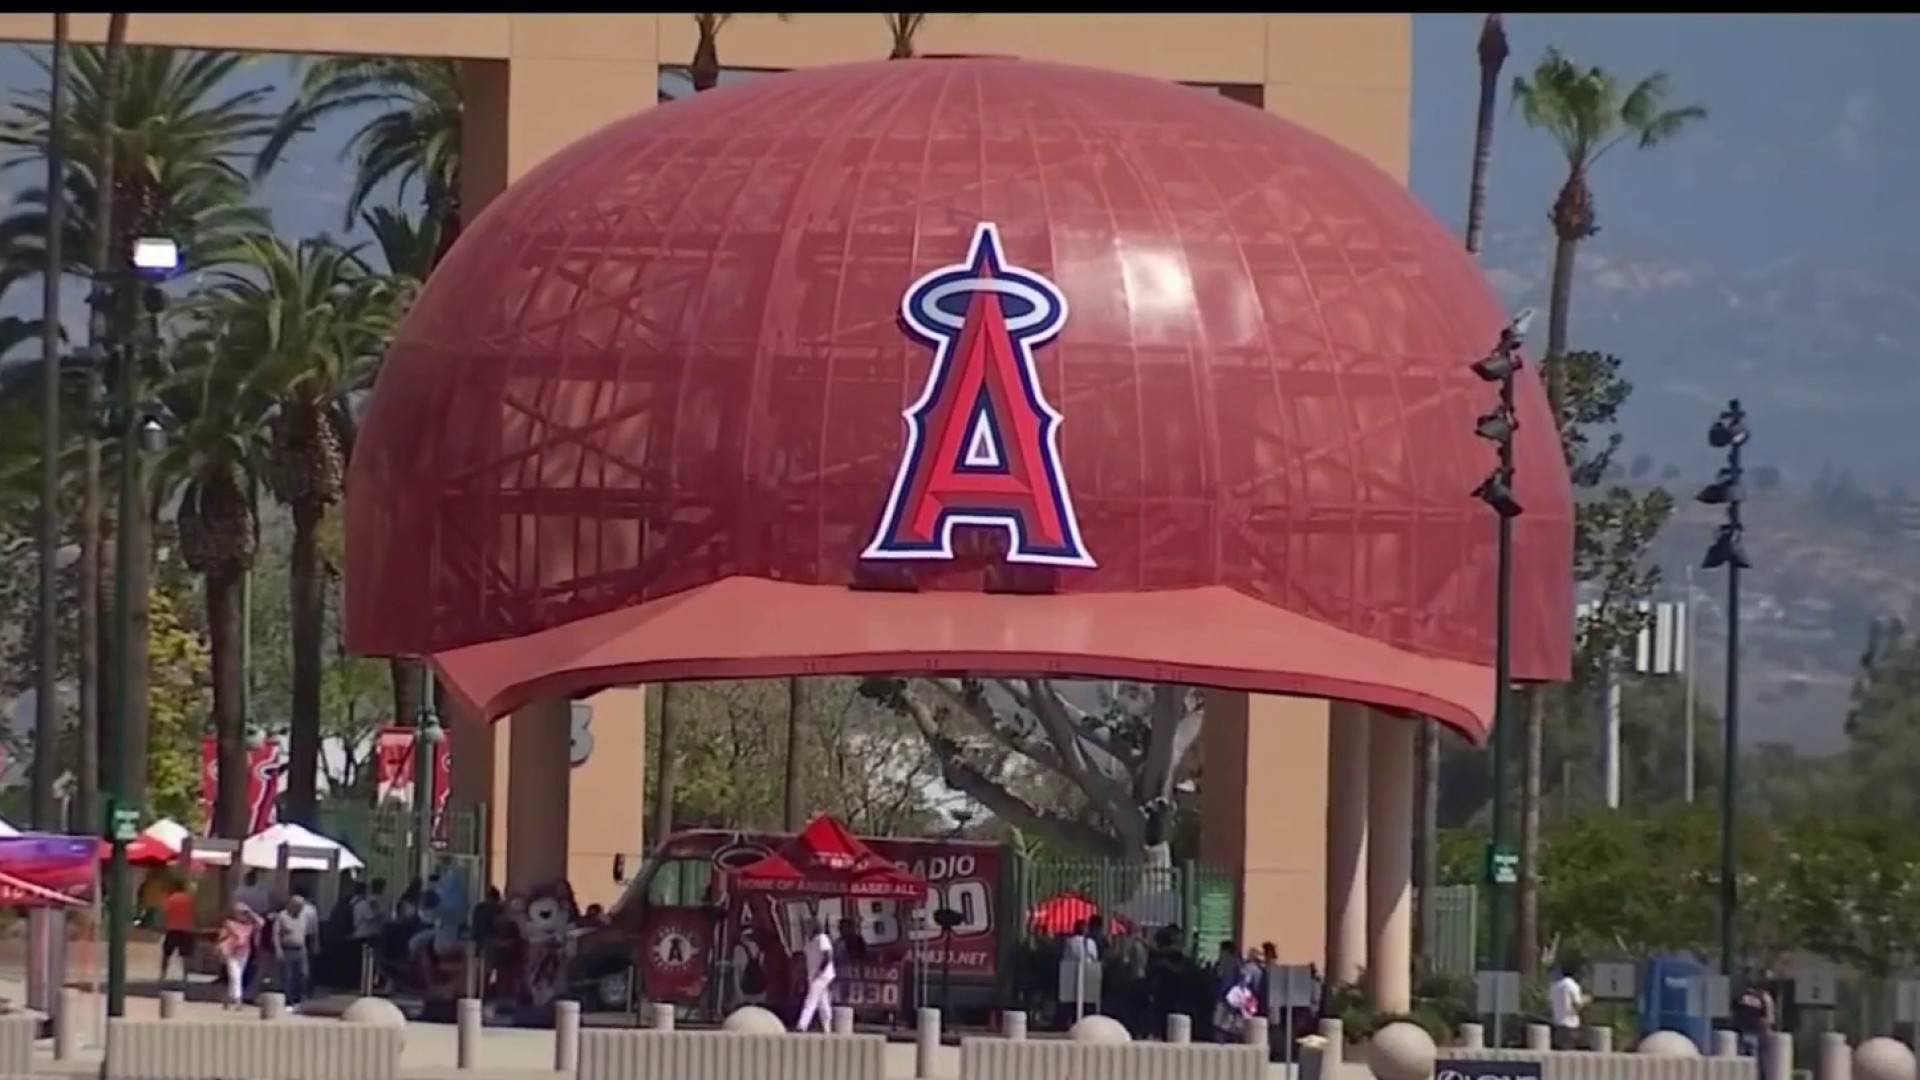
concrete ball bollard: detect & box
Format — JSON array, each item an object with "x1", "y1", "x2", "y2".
[
  {"x1": 1856, "y1": 1037, "x2": 1919, "y2": 1080},
  {"x1": 341, "y1": 996, "x2": 410, "y2": 1048},
  {"x1": 722, "y1": 1005, "x2": 785, "y2": 1034},
  {"x1": 1069, "y1": 1014, "x2": 1132, "y2": 1043},
  {"x1": 1639, "y1": 1030, "x2": 1702, "y2": 1056},
  {"x1": 1368, "y1": 1021, "x2": 1437, "y2": 1080}
]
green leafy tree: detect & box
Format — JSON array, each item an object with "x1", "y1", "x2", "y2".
[{"x1": 145, "y1": 581, "x2": 207, "y2": 824}]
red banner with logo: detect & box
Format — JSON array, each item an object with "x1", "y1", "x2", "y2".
[
  {"x1": 372, "y1": 725, "x2": 452, "y2": 842},
  {"x1": 198, "y1": 737, "x2": 285, "y2": 835}
]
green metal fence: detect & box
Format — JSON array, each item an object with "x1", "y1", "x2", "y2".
[
  {"x1": 318, "y1": 800, "x2": 486, "y2": 888},
  {"x1": 1421, "y1": 884, "x2": 1478, "y2": 978},
  {"x1": 1008, "y1": 855, "x2": 1234, "y2": 954}
]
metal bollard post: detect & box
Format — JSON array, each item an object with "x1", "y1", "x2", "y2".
[
  {"x1": 53, "y1": 987, "x2": 82, "y2": 1060},
  {"x1": 359, "y1": 944, "x2": 376, "y2": 996},
  {"x1": 1817, "y1": 1032, "x2": 1851, "y2": 1080},
  {"x1": 1713, "y1": 1029, "x2": 1740, "y2": 1057},
  {"x1": 1590, "y1": 1026, "x2": 1613, "y2": 1053},
  {"x1": 1762, "y1": 1031, "x2": 1793, "y2": 1080},
  {"x1": 831, "y1": 1006, "x2": 854, "y2": 1034},
  {"x1": 158, "y1": 989, "x2": 184, "y2": 1019},
  {"x1": 1245, "y1": 1016, "x2": 1269, "y2": 1049},
  {"x1": 554, "y1": 1000, "x2": 581, "y2": 1074},
  {"x1": 915, "y1": 1007, "x2": 941, "y2": 1080},
  {"x1": 1001, "y1": 1010, "x2": 1027, "y2": 1040},
  {"x1": 1167, "y1": 1013, "x2": 1193, "y2": 1043},
  {"x1": 259, "y1": 991, "x2": 286, "y2": 1020},
  {"x1": 1458, "y1": 1022, "x2": 1485, "y2": 1048},
  {"x1": 649, "y1": 1001, "x2": 676, "y2": 1030},
  {"x1": 457, "y1": 998, "x2": 483, "y2": 1069},
  {"x1": 1525, "y1": 1023, "x2": 1551, "y2": 1051}
]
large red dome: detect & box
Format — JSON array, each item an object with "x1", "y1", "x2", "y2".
[{"x1": 344, "y1": 57, "x2": 1573, "y2": 735}]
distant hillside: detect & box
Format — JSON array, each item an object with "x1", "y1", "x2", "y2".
[
  {"x1": 1479, "y1": 225, "x2": 1920, "y2": 488},
  {"x1": 1642, "y1": 476, "x2": 1920, "y2": 752}
]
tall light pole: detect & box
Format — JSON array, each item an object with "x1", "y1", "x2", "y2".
[
  {"x1": 104, "y1": 236, "x2": 177, "y2": 1017},
  {"x1": 1697, "y1": 399, "x2": 1749, "y2": 978},
  {"x1": 1683, "y1": 565, "x2": 1698, "y2": 804},
  {"x1": 1469, "y1": 308, "x2": 1532, "y2": 971},
  {"x1": 413, "y1": 674, "x2": 444, "y2": 882}
]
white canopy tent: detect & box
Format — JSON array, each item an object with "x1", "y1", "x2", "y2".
[
  {"x1": 237, "y1": 823, "x2": 364, "y2": 872},
  {"x1": 0, "y1": 819, "x2": 18, "y2": 839}
]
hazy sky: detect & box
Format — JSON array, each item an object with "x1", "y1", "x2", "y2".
[{"x1": 2, "y1": 15, "x2": 1916, "y2": 384}]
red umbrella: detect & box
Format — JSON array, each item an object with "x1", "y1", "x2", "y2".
[
  {"x1": 98, "y1": 835, "x2": 178, "y2": 865},
  {"x1": 1028, "y1": 891, "x2": 1127, "y2": 935}
]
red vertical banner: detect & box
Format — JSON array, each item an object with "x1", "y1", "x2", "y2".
[
  {"x1": 372, "y1": 724, "x2": 453, "y2": 845},
  {"x1": 198, "y1": 737, "x2": 286, "y2": 835}
]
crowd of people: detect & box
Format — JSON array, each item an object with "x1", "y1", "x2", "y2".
[{"x1": 1027, "y1": 915, "x2": 1323, "y2": 1043}]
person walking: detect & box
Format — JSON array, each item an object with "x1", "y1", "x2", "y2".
[
  {"x1": 159, "y1": 881, "x2": 198, "y2": 986},
  {"x1": 794, "y1": 918, "x2": 836, "y2": 1033},
  {"x1": 217, "y1": 902, "x2": 262, "y2": 1010},
  {"x1": 1548, "y1": 962, "x2": 1588, "y2": 1050}
]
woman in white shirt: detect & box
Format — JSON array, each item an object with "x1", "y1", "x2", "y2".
[{"x1": 794, "y1": 918, "x2": 836, "y2": 1033}]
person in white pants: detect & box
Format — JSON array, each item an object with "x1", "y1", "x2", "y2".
[{"x1": 794, "y1": 919, "x2": 837, "y2": 1033}]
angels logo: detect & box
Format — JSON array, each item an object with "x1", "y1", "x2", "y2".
[
  {"x1": 198, "y1": 737, "x2": 286, "y2": 834},
  {"x1": 863, "y1": 223, "x2": 1094, "y2": 568}
]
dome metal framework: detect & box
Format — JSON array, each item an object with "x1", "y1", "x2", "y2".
[{"x1": 343, "y1": 57, "x2": 1575, "y2": 735}]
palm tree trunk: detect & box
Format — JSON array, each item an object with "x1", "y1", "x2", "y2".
[
  {"x1": 76, "y1": 10, "x2": 130, "y2": 839},
  {"x1": 690, "y1": 23, "x2": 721, "y2": 92},
  {"x1": 207, "y1": 566, "x2": 248, "y2": 836},
  {"x1": 391, "y1": 656, "x2": 424, "y2": 730},
  {"x1": 1516, "y1": 686, "x2": 1544, "y2": 979},
  {"x1": 32, "y1": 11, "x2": 69, "y2": 831},
  {"x1": 651, "y1": 682, "x2": 678, "y2": 844},
  {"x1": 286, "y1": 501, "x2": 323, "y2": 822},
  {"x1": 1463, "y1": 14, "x2": 1508, "y2": 256},
  {"x1": 123, "y1": 500, "x2": 152, "y2": 809},
  {"x1": 1544, "y1": 228, "x2": 1579, "y2": 412},
  {"x1": 782, "y1": 677, "x2": 803, "y2": 829}
]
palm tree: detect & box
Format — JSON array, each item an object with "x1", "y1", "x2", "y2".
[
  {"x1": 0, "y1": 43, "x2": 274, "y2": 816},
  {"x1": 1464, "y1": 15, "x2": 1508, "y2": 257},
  {"x1": 77, "y1": 12, "x2": 128, "y2": 836},
  {"x1": 1511, "y1": 49, "x2": 1706, "y2": 400},
  {"x1": 153, "y1": 334, "x2": 267, "y2": 838},
  {"x1": 259, "y1": 58, "x2": 461, "y2": 733},
  {"x1": 884, "y1": 14, "x2": 927, "y2": 59},
  {"x1": 1509, "y1": 48, "x2": 1704, "y2": 975},
  {"x1": 195, "y1": 236, "x2": 403, "y2": 824},
  {"x1": 258, "y1": 58, "x2": 462, "y2": 267}
]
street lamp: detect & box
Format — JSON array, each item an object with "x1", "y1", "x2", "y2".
[
  {"x1": 104, "y1": 235, "x2": 177, "y2": 1018},
  {"x1": 1697, "y1": 399, "x2": 1750, "y2": 978},
  {"x1": 414, "y1": 676, "x2": 445, "y2": 882},
  {"x1": 1471, "y1": 307, "x2": 1532, "y2": 973}
]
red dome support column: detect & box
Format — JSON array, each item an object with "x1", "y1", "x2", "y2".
[
  {"x1": 1366, "y1": 713, "x2": 1416, "y2": 1013},
  {"x1": 1200, "y1": 692, "x2": 1329, "y2": 963},
  {"x1": 1325, "y1": 705, "x2": 1371, "y2": 987}
]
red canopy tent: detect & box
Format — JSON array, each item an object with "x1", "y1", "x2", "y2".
[
  {"x1": 1028, "y1": 891, "x2": 1128, "y2": 935},
  {"x1": 730, "y1": 815, "x2": 927, "y2": 899}
]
